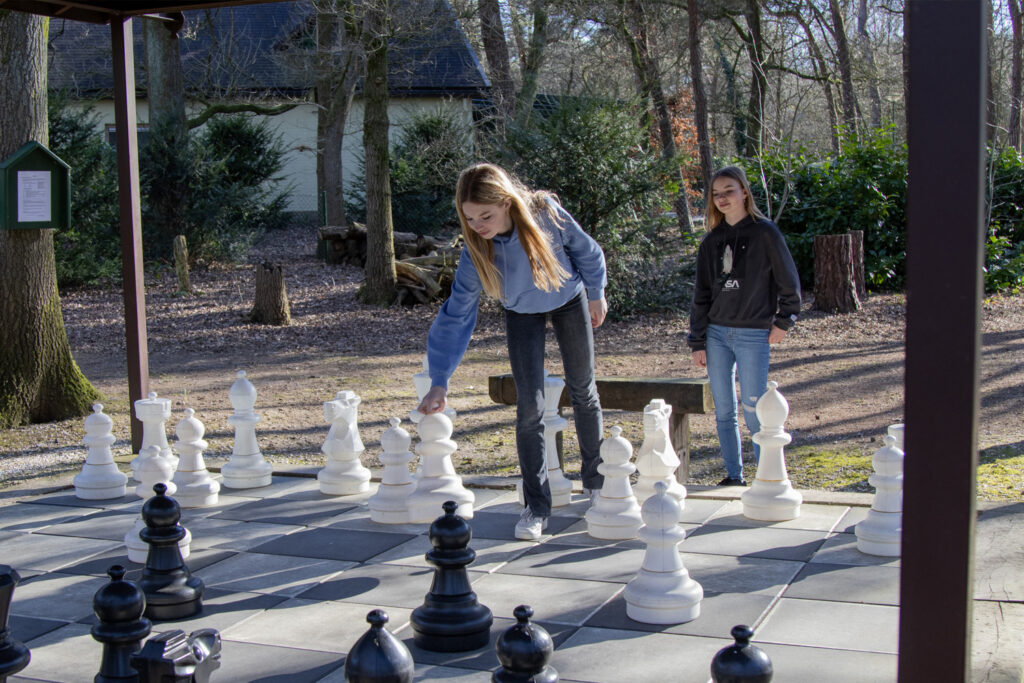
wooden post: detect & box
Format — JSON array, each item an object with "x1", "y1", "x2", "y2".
[
  {"x1": 813, "y1": 233, "x2": 862, "y2": 313},
  {"x1": 247, "y1": 263, "x2": 291, "y2": 325}
]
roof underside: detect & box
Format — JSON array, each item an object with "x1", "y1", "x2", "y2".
[{"x1": 0, "y1": 0, "x2": 282, "y2": 24}]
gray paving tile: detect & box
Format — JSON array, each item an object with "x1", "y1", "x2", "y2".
[
  {"x1": 15, "y1": 622, "x2": 98, "y2": 683},
  {"x1": 481, "y1": 494, "x2": 593, "y2": 519},
  {"x1": 784, "y1": 562, "x2": 900, "y2": 605},
  {"x1": 676, "y1": 497, "x2": 731, "y2": 524},
  {"x1": 219, "y1": 474, "x2": 319, "y2": 499},
  {"x1": 0, "y1": 533, "x2": 122, "y2": 572},
  {"x1": 756, "y1": 597, "x2": 899, "y2": 653},
  {"x1": 56, "y1": 547, "x2": 236, "y2": 577},
  {"x1": 762, "y1": 642, "x2": 897, "y2": 682},
  {"x1": 680, "y1": 552, "x2": 803, "y2": 596},
  {"x1": 368, "y1": 534, "x2": 539, "y2": 572},
  {"x1": 496, "y1": 543, "x2": 645, "y2": 583},
  {"x1": 319, "y1": 662, "x2": 495, "y2": 683},
  {"x1": 9, "y1": 615, "x2": 67, "y2": 643},
  {"x1": 145, "y1": 587, "x2": 287, "y2": 632},
  {"x1": 321, "y1": 505, "x2": 430, "y2": 535},
  {"x1": 705, "y1": 500, "x2": 850, "y2": 532},
  {"x1": 465, "y1": 510, "x2": 578, "y2": 541},
  {"x1": 12, "y1": 572, "x2": 108, "y2": 621},
  {"x1": 249, "y1": 527, "x2": 415, "y2": 562},
  {"x1": 34, "y1": 509, "x2": 139, "y2": 541},
  {"x1": 471, "y1": 572, "x2": 622, "y2": 626},
  {"x1": 198, "y1": 552, "x2": 355, "y2": 596},
  {"x1": 182, "y1": 516, "x2": 305, "y2": 551},
  {"x1": 835, "y1": 505, "x2": 871, "y2": 533},
  {"x1": 211, "y1": 638, "x2": 344, "y2": 682},
  {"x1": 0, "y1": 502, "x2": 98, "y2": 532},
  {"x1": 810, "y1": 532, "x2": 901, "y2": 567},
  {"x1": 972, "y1": 599, "x2": 1024, "y2": 683},
  {"x1": 974, "y1": 502, "x2": 1024, "y2": 602},
  {"x1": 209, "y1": 489, "x2": 359, "y2": 526},
  {"x1": 684, "y1": 524, "x2": 827, "y2": 562},
  {"x1": 541, "y1": 520, "x2": 647, "y2": 549},
  {"x1": 295, "y1": 562, "x2": 442, "y2": 608},
  {"x1": 26, "y1": 491, "x2": 135, "y2": 510},
  {"x1": 584, "y1": 590, "x2": 775, "y2": 638}
]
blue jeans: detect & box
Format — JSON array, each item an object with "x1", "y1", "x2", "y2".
[
  {"x1": 505, "y1": 292, "x2": 603, "y2": 516},
  {"x1": 706, "y1": 324, "x2": 771, "y2": 480}
]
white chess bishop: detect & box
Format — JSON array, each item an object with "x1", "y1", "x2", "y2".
[
  {"x1": 318, "y1": 390, "x2": 372, "y2": 496},
  {"x1": 623, "y1": 481, "x2": 703, "y2": 624},
  {"x1": 126, "y1": 445, "x2": 191, "y2": 562},
  {"x1": 406, "y1": 412, "x2": 474, "y2": 522},
  {"x1": 368, "y1": 417, "x2": 416, "y2": 523},
  {"x1": 74, "y1": 404, "x2": 128, "y2": 500},
  {"x1": 585, "y1": 426, "x2": 643, "y2": 540},
  {"x1": 741, "y1": 381, "x2": 802, "y2": 521},
  {"x1": 129, "y1": 391, "x2": 176, "y2": 479},
  {"x1": 855, "y1": 433, "x2": 904, "y2": 556},
  {"x1": 633, "y1": 399, "x2": 687, "y2": 504},
  {"x1": 170, "y1": 408, "x2": 220, "y2": 508},
  {"x1": 221, "y1": 370, "x2": 273, "y2": 489}
]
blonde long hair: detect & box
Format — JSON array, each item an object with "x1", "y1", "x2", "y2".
[
  {"x1": 706, "y1": 165, "x2": 767, "y2": 230},
  {"x1": 455, "y1": 163, "x2": 569, "y2": 300}
]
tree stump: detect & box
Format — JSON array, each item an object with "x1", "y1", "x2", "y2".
[
  {"x1": 246, "y1": 263, "x2": 291, "y2": 325},
  {"x1": 172, "y1": 235, "x2": 192, "y2": 295},
  {"x1": 813, "y1": 234, "x2": 861, "y2": 313},
  {"x1": 848, "y1": 229, "x2": 866, "y2": 298}
]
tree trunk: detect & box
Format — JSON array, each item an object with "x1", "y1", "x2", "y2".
[
  {"x1": 987, "y1": 0, "x2": 997, "y2": 144},
  {"x1": 688, "y1": 0, "x2": 712, "y2": 196},
  {"x1": 173, "y1": 235, "x2": 192, "y2": 295},
  {"x1": 1009, "y1": 0, "x2": 1023, "y2": 150},
  {"x1": 813, "y1": 234, "x2": 862, "y2": 313},
  {"x1": 797, "y1": 12, "x2": 840, "y2": 153},
  {"x1": 857, "y1": 0, "x2": 882, "y2": 130},
  {"x1": 478, "y1": 0, "x2": 516, "y2": 124},
  {"x1": 0, "y1": 13, "x2": 99, "y2": 428},
  {"x1": 828, "y1": 0, "x2": 858, "y2": 135},
  {"x1": 848, "y1": 229, "x2": 866, "y2": 298},
  {"x1": 742, "y1": 0, "x2": 767, "y2": 156},
  {"x1": 360, "y1": 1, "x2": 397, "y2": 305},
  {"x1": 247, "y1": 263, "x2": 291, "y2": 325},
  {"x1": 514, "y1": 0, "x2": 549, "y2": 126}
]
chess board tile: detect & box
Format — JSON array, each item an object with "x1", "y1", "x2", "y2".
[
  {"x1": 26, "y1": 492, "x2": 136, "y2": 510},
  {"x1": 208, "y1": 490, "x2": 359, "y2": 526},
  {"x1": 705, "y1": 500, "x2": 851, "y2": 532},
  {"x1": 34, "y1": 509, "x2": 139, "y2": 541},
  {"x1": 0, "y1": 502, "x2": 99, "y2": 532},
  {"x1": 584, "y1": 590, "x2": 776, "y2": 638},
  {"x1": 368, "y1": 534, "x2": 539, "y2": 572},
  {"x1": 12, "y1": 572, "x2": 106, "y2": 622},
  {"x1": 755, "y1": 597, "x2": 899, "y2": 653},
  {"x1": 496, "y1": 542, "x2": 645, "y2": 583},
  {"x1": 760, "y1": 642, "x2": 898, "y2": 682},
  {"x1": 544, "y1": 519, "x2": 669, "y2": 548},
  {"x1": 9, "y1": 615, "x2": 67, "y2": 644},
  {"x1": 679, "y1": 552, "x2": 804, "y2": 596},
  {"x1": 320, "y1": 505, "x2": 428, "y2": 534},
  {"x1": 218, "y1": 474, "x2": 319, "y2": 499},
  {"x1": 974, "y1": 502, "x2": 1024, "y2": 602},
  {"x1": 0, "y1": 533, "x2": 122, "y2": 572},
  {"x1": 480, "y1": 494, "x2": 593, "y2": 519},
  {"x1": 207, "y1": 638, "x2": 344, "y2": 682},
  {"x1": 810, "y1": 532, "x2": 901, "y2": 567},
  {"x1": 784, "y1": 562, "x2": 900, "y2": 605},
  {"x1": 182, "y1": 516, "x2": 306, "y2": 552},
  {"x1": 466, "y1": 510, "x2": 579, "y2": 541},
  {"x1": 12, "y1": 622, "x2": 97, "y2": 683},
  {"x1": 971, "y1": 599, "x2": 1024, "y2": 683},
  {"x1": 835, "y1": 505, "x2": 871, "y2": 533},
  {"x1": 471, "y1": 572, "x2": 623, "y2": 627},
  {"x1": 295, "y1": 562, "x2": 444, "y2": 607},
  {"x1": 180, "y1": 492, "x2": 265, "y2": 518},
  {"x1": 56, "y1": 547, "x2": 236, "y2": 579},
  {"x1": 316, "y1": 663, "x2": 493, "y2": 683},
  {"x1": 675, "y1": 497, "x2": 731, "y2": 524},
  {"x1": 683, "y1": 524, "x2": 828, "y2": 562},
  {"x1": 198, "y1": 552, "x2": 356, "y2": 596},
  {"x1": 249, "y1": 526, "x2": 416, "y2": 562}
]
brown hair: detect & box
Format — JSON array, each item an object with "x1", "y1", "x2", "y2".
[
  {"x1": 706, "y1": 165, "x2": 766, "y2": 230},
  {"x1": 455, "y1": 163, "x2": 569, "y2": 300}
]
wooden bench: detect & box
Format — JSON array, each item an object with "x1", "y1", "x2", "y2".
[{"x1": 487, "y1": 374, "x2": 713, "y2": 481}]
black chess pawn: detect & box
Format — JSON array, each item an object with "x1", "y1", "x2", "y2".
[
  {"x1": 493, "y1": 605, "x2": 558, "y2": 683},
  {"x1": 92, "y1": 564, "x2": 152, "y2": 683},
  {"x1": 344, "y1": 609, "x2": 414, "y2": 683},
  {"x1": 130, "y1": 628, "x2": 221, "y2": 683},
  {"x1": 137, "y1": 483, "x2": 204, "y2": 620},
  {"x1": 710, "y1": 625, "x2": 774, "y2": 682},
  {"x1": 0, "y1": 566, "x2": 31, "y2": 681},
  {"x1": 410, "y1": 500, "x2": 493, "y2": 652}
]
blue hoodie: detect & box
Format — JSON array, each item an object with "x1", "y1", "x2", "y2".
[{"x1": 427, "y1": 199, "x2": 607, "y2": 390}]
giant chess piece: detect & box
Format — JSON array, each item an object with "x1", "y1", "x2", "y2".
[
  {"x1": 410, "y1": 355, "x2": 456, "y2": 425},
  {"x1": 623, "y1": 481, "x2": 702, "y2": 624},
  {"x1": 137, "y1": 484, "x2": 204, "y2": 620},
  {"x1": 411, "y1": 501, "x2": 493, "y2": 652},
  {"x1": 368, "y1": 418, "x2": 416, "y2": 523},
  {"x1": 710, "y1": 625, "x2": 774, "y2": 682},
  {"x1": 406, "y1": 414, "x2": 475, "y2": 522},
  {"x1": 855, "y1": 434, "x2": 904, "y2": 557},
  {"x1": 633, "y1": 399, "x2": 687, "y2": 504},
  {"x1": 317, "y1": 390, "x2": 371, "y2": 495},
  {"x1": 344, "y1": 609, "x2": 414, "y2": 683},
  {"x1": 127, "y1": 447, "x2": 191, "y2": 563},
  {"x1": 0, "y1": 566, "x2": 31, "y2": 681},
  {"x1": 171, "y1": 409, "x2": 220, "y2": 508},
  {"x1": 741, "y1": 382, "x2": 802, "y2": 521},
  {"x1": 887, "y1": 423, "x2": 905, "y2": 451},
  {"x1": 130, "y1": 391, "x2": 176, "y2": 479},
  {"x1": 585, "y1": 427, "x2": 642, "y2": 540},
  {"x1": 131, "y1": 628, "x2": 222, "y2": 683},
  {"x1": 221, "y1": 370, "x2": 273, "y2": 489},
  {"x1": 518, "y1": 371, "x2": 573, "y2": 508},
  {"x1": 74, "y1": 404, "x2": 128, "y2": 500},
  {"x1": 92, "y1": 565, "x2": 152, "y2": 683},
  {"x1": 493, "y1": 605, "x2": 558, "y2": 683}
]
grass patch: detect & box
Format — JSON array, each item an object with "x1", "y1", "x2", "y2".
[
  {"x1": 784, "y1": 445, "x2": 874, "y2": 493},
  {"x1": 977, "y1": 445, "x2": 1024, "y2": 501}
]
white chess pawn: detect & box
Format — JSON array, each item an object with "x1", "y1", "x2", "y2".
[
  {"x1": 742, "y1": 381, "x2": 802, "y2": 521},
  {"x1": 171, "y1": 408, "x2": 220, "y2": 508},
  {"x1": 126, "y1": 446, "x2": 190, "y2": 562},
  {"x1": 129, "y1": 391, "x2": 175, "y2": 479},
  {"x1": 410, "y1": 355, "x2": 456, "y2": 425},
  {"x1": 406, "y1": 413, "x2": 475, "y2": 522},
  {"x1": 623, "y1": 481, "x2": 703, "y2": 624},
  {"x1": 634, "y1": 399, "x2": 687, "y2": 504},
  {"x1": 368, "y1": 417, "x2": 416, "y2": 523},
  {"x1": 318, "y1": 390, "x2": 372, "y2": 496},
  {"x1": 585, "y1": 426, "x2": 642, "y2": 540},
  {"x1": 517, "y1": 370, "x2": 573, "y2": 508},
  {"x1": 221, "y1": 370, "x2": 273, "y2": 489},
  {"x1": 856, "y1": 434, "x2": 904, "y2": 556},
  {"x1": 74, "y1": 404, "x2": 128, "y2": 500}
]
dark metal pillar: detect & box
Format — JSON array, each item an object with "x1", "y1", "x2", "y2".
[
  {"x1": 900, "y1": 1, "x2": 986, "y2": 679},
  {"x1": 111, "y1": 16, "x2": 149, "y2": 453}
]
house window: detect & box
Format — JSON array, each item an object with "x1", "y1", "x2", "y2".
[{"x1": 105, "y1": 124, "x2": 151, "y2": 147}]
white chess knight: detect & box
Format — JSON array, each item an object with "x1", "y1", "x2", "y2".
[
  {"x1": 406, "y1": 412, "x2": 475, "y2": 522},
  {"x1": 368, "y1": 417, "x2": 416, "y2": 523},
  {"x1": 221, "y1": 370, "x2": 273, "y2": 489},
  {"x1": 517, "y1": 370, "x2": 573, "y2": 508},
  {"x1": 855, "y1": 434, "x2": 904, "y2": 556},
  {"x1": 410, "y1": 355, "x2": 455, "y2": 424},
  {"x1": 74, "y1": 404, "x2": 128, "y2": 500},
  {"x1": 585, "y1": 426, "x2": 643, "y2": 540},
  {"x1": 129, "y1": 391, "x2": 176, "y2": 479},
  {"x1": 741, "y1": 381, "x2": 802, "y2": 521},
  {"x1": 623, "y1": 481, "x2": 703, "y2": 624},
  {"x1": 126, "y1": 445, "x2": 190, "y2": 562},
  {"x1": 318, "y1": 390, "x2": 372, "y2": 496},
  {"x1": 633, "y1": 399, "x2": 687, "y2": 504},
  {"x1": 170, "y1": 408, "x2": 220, "y2": 508}
]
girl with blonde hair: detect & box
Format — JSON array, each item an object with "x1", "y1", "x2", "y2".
[{"x1": 418, "y1": 163, "x2": 608, "y2": 540}]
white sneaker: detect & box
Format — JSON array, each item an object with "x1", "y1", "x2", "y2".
[{"x1": 514, "y1": 508, "x2": 548, "y2": 540}]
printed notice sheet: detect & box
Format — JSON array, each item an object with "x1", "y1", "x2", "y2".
[{"x1": 17, "y1": 170, "x2": 51, "y2": 223}]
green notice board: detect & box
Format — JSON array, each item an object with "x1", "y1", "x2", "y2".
[{"x1": 0, "y1": 141, "x2": 71, "y2": 231}]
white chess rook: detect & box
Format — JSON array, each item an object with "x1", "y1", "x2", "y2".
[
  {"x1": 170, "y1": 408, "x2": 220, "y2": 508},
  {"x1": 741, "y1": 381, "x2": 802, "y2": 521},
  {"x1": 221, "y1": 370, "x2": 273, "y2": 489},
  {"x1": 585, "y1": 426, "x2": 642, "y2": 540},
  {"x1": 517, "y1": 370, "x2": 573, "y2": 508},
  {"x1": 126, "y1": 446, "x2": 190, "y2": 562},
  {"x1": 368, "y1": 417, "x2": 416, "y2": 523},
  {"x1": 318, "y1": 390, "x2": 372, "y2": 495},
  {"x1": 74, "y1": 404, "x2": 128, "y2": 500},
  {"x1": 129, "y1": 391, "x2": 176, "y2": 479},
  {"x1": 634, "y1": 399, "x2": 687, "y2": 504},
  {"x1": 623, "y1": 481, "x2": 703, "y2": 624},
  {"x1": 406, "y1": 413, "x2": 475, "y2": 522},
  {"x1": 856, "y1": 434, "x2": 904, "y2": 556}
]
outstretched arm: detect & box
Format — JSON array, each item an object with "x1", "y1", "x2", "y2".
[{"x1": 417, "y1": 386, "x2": 448, "y2": 414}]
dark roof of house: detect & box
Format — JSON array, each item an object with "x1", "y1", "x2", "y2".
[{"x1": 47, "y1": 0, "x2": 490, "y2": 98}]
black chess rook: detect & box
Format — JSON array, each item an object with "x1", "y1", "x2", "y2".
[
  {"x1": 137, "y1": 483, "x2": 204, "y2": 621},
  {"x1": 493, "y1": 605, "x2": 558, "y2": 683},
  {"x1": 91, "y1": 565, "x2": 152, "y2": 683},
  {"x1": 344, "y1": 609, "x2": 414, "y2": 683}
]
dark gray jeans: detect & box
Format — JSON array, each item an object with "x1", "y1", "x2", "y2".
[{"x1": 505, "y1": 292, "x2": 604, "y2": 516}]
